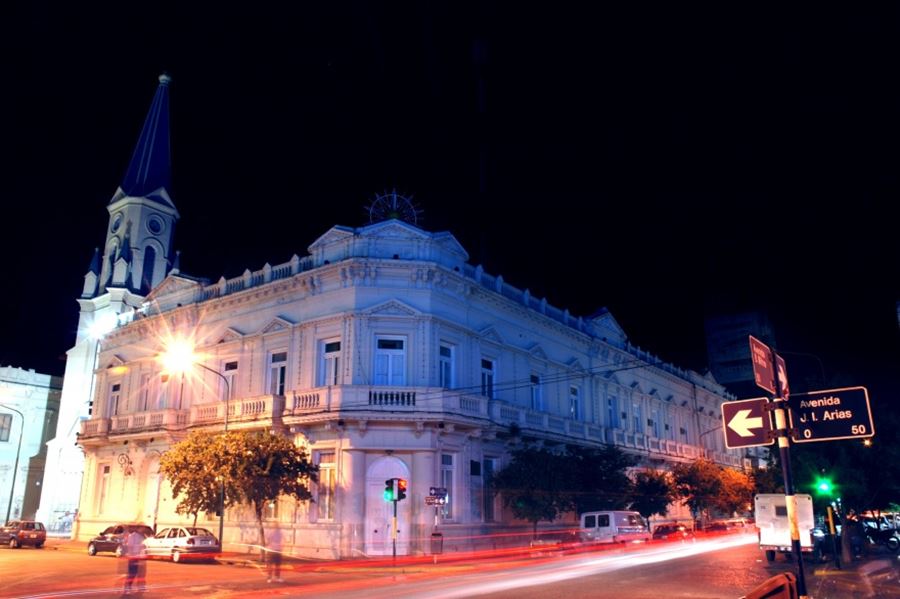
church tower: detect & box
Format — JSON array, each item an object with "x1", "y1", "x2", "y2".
[{"x1": 37, "y1": 75, "x2": 178, "y2": 534}]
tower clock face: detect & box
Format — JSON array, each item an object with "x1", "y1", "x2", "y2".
[{"x1": 110, "y1": 213, "x2": 123, "y2": 233}]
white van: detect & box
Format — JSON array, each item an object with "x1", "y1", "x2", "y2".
[{"x1": 579, "y1": 510, "x2": 651, "y2": 544}]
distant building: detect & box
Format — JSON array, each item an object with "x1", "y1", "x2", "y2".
[
  {"x1": 68, "y1": 75, "x2": 747, "y2": 557},
  {"x1": 0, "y1": 366, "x2": 62, "y2": 523},
  {"x1": 704, "y1": 310, "x2": 776, "y2": 400}
]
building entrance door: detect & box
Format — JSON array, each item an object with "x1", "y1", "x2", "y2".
[{"x1": 365, "y1": 456, "x2": 410, "y2": 556}]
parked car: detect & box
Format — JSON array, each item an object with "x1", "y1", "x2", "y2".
[
  {"x1": 87, "y1": 523, "x2": 155, "y2": 557},
  {"x1": 652, "y1": 524, "x2": 694, "y2": 541},
  {"x1": 0, "y1": 521, "x2": 47, "y2": 548},
  {"x1": 143, "y1": 526, "x2": 221, "y2": 563}
]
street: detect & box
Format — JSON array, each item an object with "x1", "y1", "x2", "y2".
[{"x1": 1, "y1": 533, "x2": 897, "y2": 598}]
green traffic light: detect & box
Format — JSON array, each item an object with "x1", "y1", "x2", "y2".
[{"x1": 815, "y1": 477, "x2": 833, "y2": 495}]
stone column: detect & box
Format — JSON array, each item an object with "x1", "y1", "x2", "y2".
[
  {"x1": 340, "y1": 449, "x2": 366, "y2": 558},
  {"x1": 412, "y1": 450, "x2": 436, "y2": 555}
]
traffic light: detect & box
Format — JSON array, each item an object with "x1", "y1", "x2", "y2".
[
  {"x1": 383, "y1": 478, "x2": 396, "y2": 502},
  {"x1": 397, "y1": 478, "x2": 407, "y2": 501},
  {"x1": 815, "y1": 477, "x2": 833, "y2": 496}
]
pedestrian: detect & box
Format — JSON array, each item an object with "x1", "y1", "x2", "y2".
[
  {"x1": 266, "y1": 527, "x2": 283, "y2": 583},
  {"x1": 122, "y1": 529, "x2": 145, "y2": 595}
]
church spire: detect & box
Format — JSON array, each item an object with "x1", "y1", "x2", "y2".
[
  {"x1": 112, "y1": 73, "x2": 175, "y2": 209},
  {"x1": 99, "y1": 74, "x2": 180, "y2": 295}
]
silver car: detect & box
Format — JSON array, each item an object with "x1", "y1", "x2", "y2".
[{"x1": 142, "y1": 526, "x2": 220, "y2": 563}]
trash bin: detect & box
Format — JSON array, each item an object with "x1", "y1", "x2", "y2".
[{"x1": 431, "y1": 532, "x2": 443, "y2": 555}]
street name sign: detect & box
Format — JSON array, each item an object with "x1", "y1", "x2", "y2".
[
  {"x1": 426, "y1": 487, "x2": 448, "y2": 505},
  {"x1": 788, "y1": 386, "x2": 874, "y2": 443},
  {"x1": 749, "y1": 335, "x2": 789, "y2": 398},
  {"x1": 722, "y1": 397, "x2": 774, "y2": 449}
]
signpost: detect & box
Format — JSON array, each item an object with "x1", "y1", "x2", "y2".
[
  {"x1": 722, "y1": 397, "x2": 774, "y2": 449},
  {"x1": 789, "y1": 386, "x2": 874, "y2": 443},
  {"x1": 734, "y1": 336, "x2": 877, "y2": 599}
]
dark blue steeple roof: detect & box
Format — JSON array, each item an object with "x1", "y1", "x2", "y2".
[{"x1": 113, "y1": 73, "x2": 174, "y2": 207}]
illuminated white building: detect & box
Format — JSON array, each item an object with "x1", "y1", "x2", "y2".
[
  {"x1": 0, "y1": 366, "x2": 61, "y2": 523},
  {"x1": 72, "y1": 76, "x2": 745, "y2": 557}
]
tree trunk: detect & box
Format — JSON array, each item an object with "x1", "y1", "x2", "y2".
[
  {"x1": 532, "y1": 520, "x2": 539, "y2": 540},
  {"x1": 192, "y1": 513, "x2": 198, "y2": 528},
  {"x1": 255, "y1": 502, "x2": 266, "y2": 562}
]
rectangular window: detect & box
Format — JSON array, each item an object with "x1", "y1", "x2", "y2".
[
  {"x1": 269, "y1": 351, "x2": 287, "y2": 396},
  {"x1": 0, "y1": 413, "x2": 11, "y2": 442},
  {"x1": 97, "y1": 465, "x2": 111, "y2": 514},
  {"x1": 607, "y1": 397, "x2": 620, "y2": 428},
  {"x1": 651, "y1": 409, "x2": 661, "y2": 437},
  {"x1": 441, "y1": 454, "x2": 454, "y2": 519},
  {"x1": 483, "y1": 457, "x2": 496, "y2": 522},
  {"x1": 108, "y1": 383, "x2": 121, "y2": 417},
  {"x1": 317, "y1": 452, "x2": 336, "y2": 520},
  {"x1": 530, "y1": 375, "x2": 543, "y2": 411},
  {"x1": 158, "y1": 374, "x2": 170, "y2": 409},
  {"x1": 224, "y1": 361, "x2": 238, "y2": 400},
  {"x1": 569, "y1": 385, "x2": 581, "y2": 420},
  {"x1": 318, "y1": 340, "x2": 341, "y2": 386},
  {"x1": 140, "y1": 373, "x2": 151, "y2": 411},
  {"x1": 480, "y1": 359, "x2": 495, "y2": 399},
  {"x1": 375, "y1": 337, "x2": 406, "y2": 386},
  {"x1": 633, "y1": 403, "x2": 642, "y2": 433},
  {"x1": 439, "y1": 344, "x2": 455, "y2": 388}
]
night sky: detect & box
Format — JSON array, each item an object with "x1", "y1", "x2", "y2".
[{"x1": 2, "y1": 4, "x2": 898, "y2": 407}]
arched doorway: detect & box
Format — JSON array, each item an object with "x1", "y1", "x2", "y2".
[{"x1": 365, "y1": 456, "x2": 411, "y2": 556}]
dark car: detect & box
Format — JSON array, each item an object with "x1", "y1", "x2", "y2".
[
  {"x1": 0, "y1": 521, "x2": 47, "y2": 548},
  {"x1": 87, "y1": 524, "x2": 155, "y2": 557},
  {"x1": 652, "y1": 524, "x2": 694, "y2": 541}
]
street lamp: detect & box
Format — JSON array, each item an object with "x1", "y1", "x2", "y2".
[
  {"x1": 159, "y1": 339, "x2": 230, "y2": 549},
  {"x1": 0, "y1": 403, "x2": 25, "y2": 525}
]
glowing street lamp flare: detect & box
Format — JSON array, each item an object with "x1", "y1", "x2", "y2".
[{"x1": 159, "y1": 338, "x2": 198, "y2": 374}]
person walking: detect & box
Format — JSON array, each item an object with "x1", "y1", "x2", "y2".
[
  {"x1": 266, "y1": 527, "x2": 283, "y2": 583},
  {"x1": 122, "y1": 529, "x2": 145, "y2": 595}
]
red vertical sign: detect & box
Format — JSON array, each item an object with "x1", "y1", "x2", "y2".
[{"x1": 749, "y1": 335, "x2": 775, "y2": 394}]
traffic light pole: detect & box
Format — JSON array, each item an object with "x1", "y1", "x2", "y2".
[
  {"x1": 772, "y1": 363, "x2": 808, "y2": 599},
  {"x1": 392, "y1": 497, "x2": 398, "y2": 567}
]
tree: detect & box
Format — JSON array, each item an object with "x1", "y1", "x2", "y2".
[
  {"x1": 715, "y1": 467, "x2": 754, "y2": 515},
  {"x1": 566, "y1": 445, "x2": 636, "y2": 514},
  {"x1": 221, "y1": 430, "x2": 318, "y2": 549},
  {"x1": 630, "y1": 470, "x2": 674, "y2": 520},
  {"x1": 160, "y1": 430, "x2": 228, "y2": 527},
  {"x1": 490, "y1": 446, "x2": 574, "y2": 539},
  {"x1": 672, "y1": 459, "x2": 723, "y2": 521},
  {"x1": 160, "y1": 429, "x2": 317, "y2": 548}
]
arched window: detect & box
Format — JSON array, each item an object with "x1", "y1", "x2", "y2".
[{"x1": 141, "y1": 246, "x2": 157, "y2": 293}]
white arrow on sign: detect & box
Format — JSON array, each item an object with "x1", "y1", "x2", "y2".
[{"x1": 727, "y1": 409, "x2": 764, "y2": 437}]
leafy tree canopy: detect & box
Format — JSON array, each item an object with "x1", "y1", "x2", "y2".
[{"x1": 631, "y1": 470, "x2": 674, "y2": 519}]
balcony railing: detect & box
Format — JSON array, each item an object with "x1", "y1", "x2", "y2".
[
  {"x1": 79, "y1": 385, "x2": 734, "y2": 465},
  {"x1": 79, "y1": 396, "x2": 285, "y2": 439}
]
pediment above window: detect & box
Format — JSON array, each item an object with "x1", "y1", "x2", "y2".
[
  {"x1": 528, "y1": 344, "x2": 548, "y2": 360},
  {"x1": 104, "y1": 355, "x2": 126, "y2": 369},
  {"x1": 218, "y1": 327, "x2": 245, "y2": 343},
  {"x1": 478, "y1": 325, "x2": 505, "y2": 345},
  {"x1": 364, "y1": 299, "x2": 420, "y2": 317},
  {"x1": 258, "y1": 317, "x2": 294, "y2": 335},
  {"x1": 566, "y1": 357, "x2": 586, "y2": 372}
]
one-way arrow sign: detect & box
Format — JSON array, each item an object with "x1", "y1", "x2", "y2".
[{"x1": 722, "y1": 397, "x2": 774, "y2": 449}]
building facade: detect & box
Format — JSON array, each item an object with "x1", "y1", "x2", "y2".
[
  {"x1": 68, "y1": 76, "x2": 748, "y2": 558},
  {"x1": 0, "y1": 366, "x2": 62, "y2": 523}
]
